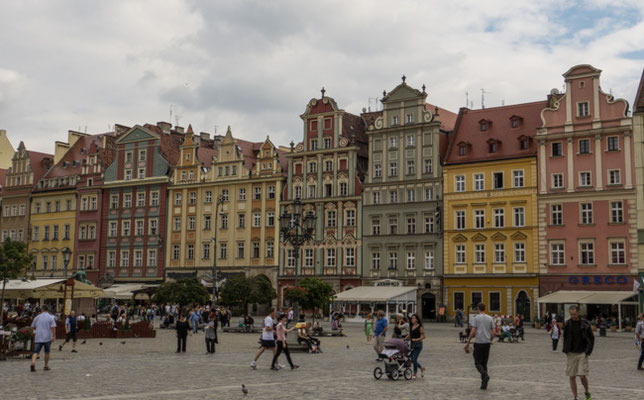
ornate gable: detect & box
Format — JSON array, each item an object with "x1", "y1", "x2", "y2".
[
  {"x1": 491, "y1": 232, "x2": 507, "y2": 241},
  {"x1": 510, "y1": 231, "x2": 528, "y2": 240},
  {"x1": 115, "y1": 125, "x2": 159, "y2": 144},
  {"x1": 471, "y1": 233, "x2": 487, "y2": 242},
  {"x1": 452, "y1": 233, "x2": 468, "y2": 242}
]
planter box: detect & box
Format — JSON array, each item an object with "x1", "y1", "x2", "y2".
[{"x1": 610, "y1": 326, "x2": 617, "y2": 332}]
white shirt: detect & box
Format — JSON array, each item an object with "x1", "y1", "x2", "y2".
[
  {"x1": 288, "y1": 310, "x2": 294, "y2": 320},
  {"x1": 261, "y1": 316, "x2": 274, "y2": 341}
]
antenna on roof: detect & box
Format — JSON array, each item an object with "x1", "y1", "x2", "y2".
[
  {"x1": 169, "y1": 104, "x2": 174, "y2": 123},
  {"x1": 465, "y1": 92, "x2": 469, "y2": 108},
  {"x1": 501, "y1": 99, "x2": 505, "y2": 106},
  {"x1": 84, "y1": 126, "x2": 87, "y2": 133},
  {"x1": 175, "y1": 115, "x2": 182, "y2": 126},
  {"x1": 214, "y1": 125, "x2": 218, "y2": 134},
  {"x1": 481, "y1": 89, "x2": 490, "y2": 109}
]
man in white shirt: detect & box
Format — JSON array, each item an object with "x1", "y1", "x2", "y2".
[
  {"x1": 30, "y1": 305, "x2": 57, "y2": 372},
  {"x1": 250, "y1": 309, "x2": 276, "y2": 369}
]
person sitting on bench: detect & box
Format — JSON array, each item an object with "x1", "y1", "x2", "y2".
[
  {"x1": 244, "y1": 315, "x2": 254, "y2": 332},
  {"x1": 497, "y1": 321, "x2": 512, "y2": 342},
  {"x1": 297, "y1": 322, "x2": 321, "y2": 352}
]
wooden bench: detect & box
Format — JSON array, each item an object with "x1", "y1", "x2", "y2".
[
  {"x1": 222, "y1": 326, "x2": 261, "y2": 334},
  {"x1": 285, "y1": 339, "x2": 309, "y2": 352}
]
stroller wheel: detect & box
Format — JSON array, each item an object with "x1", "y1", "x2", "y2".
[
  {"x1": 403, "y1": 368, "x2": 413, "y2": 380},
  {"x1": 391, "y1": 370, "x2": 400, "y2": 381},
  {"x1": 373, "y1": 367, "x2": 383, "y2": 380}
]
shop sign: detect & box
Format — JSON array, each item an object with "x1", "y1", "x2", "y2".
[
  {"x1": 567, "y1": 275, "x2": 628, "y2": 285},
  {"x1": 373, "y1": 279, "x2": 402, "y2": 287}
]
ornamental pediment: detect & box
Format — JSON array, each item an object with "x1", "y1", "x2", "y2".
[
  {"x1": 471, "y1": 233, "x2": 487, "y2": 242},
  {"x1": 452, "y1": 234, "x2": 468, "y2": 242},
  {"x1": 491, "y1": 232, "x2": 507, "y2": 241},
  {"x1": 510, "y1": 231, "x2": 527, "y2": 240}
]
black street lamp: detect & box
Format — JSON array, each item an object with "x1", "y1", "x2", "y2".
[
  {"x1": 61, "y1": 247, "x2": 72, "y2": 278},
  {"x1": 211, "y1": 195, "x2": 226, "y2": 308},
  {"x1": 280, "y1": 199, "x2": 316, "y2": 321}
]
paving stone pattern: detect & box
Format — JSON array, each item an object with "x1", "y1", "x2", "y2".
[{"x1": 1, "y1": 322, "x2": 642, "y2": 399}]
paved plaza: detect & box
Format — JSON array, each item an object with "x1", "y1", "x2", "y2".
[{"x1": 1, "y1": 321, "x2": 642, "y2": 400}]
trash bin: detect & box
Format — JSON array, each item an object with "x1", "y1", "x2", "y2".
[{"x1": 599, "y1": 321, "x2": 607, "y2": 337}]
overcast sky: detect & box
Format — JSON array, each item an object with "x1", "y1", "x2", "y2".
[{"x1": 1, "y1": 0, "x2": 643, "y2": 153}]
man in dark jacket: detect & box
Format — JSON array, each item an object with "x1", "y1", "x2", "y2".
[{"x1": 562, "y1": 305, "x2": 594, "y2": 400}]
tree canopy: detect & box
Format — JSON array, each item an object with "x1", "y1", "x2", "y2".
[
  {"x1": 284, "y1": 277, "x2": 334, "y2": 313},
  {"x1": 152, "y1": 278, "x2": 211, "y2": 306},
  {"x1": 220, "y1": 274, "x2": 276, "y2": 311},
  {"x1": 0, "y1": 239, "x2": 33, "y2": 323}
]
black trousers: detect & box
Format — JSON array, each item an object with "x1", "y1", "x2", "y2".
[
  {"x1": 552, "y1": 338, "x2": 559, "y2": 351},
  {"x1": 638, "y1": 342, "x2": 644, "y2": 369},
  {"x1": 473, "y1": 343, "x2": 491, "y2": 381},
  {"x1": 177, "y1": 334, "x2": 187, "y2": 352},
  {"x1": 206, "y1": 338, "x2": 216, "y2": 353},
  {"x1": 271, "y1": 341, "x2": 294, "y2": 368}
]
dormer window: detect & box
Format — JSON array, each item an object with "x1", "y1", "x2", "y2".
[
  {"x1": 518, "y1": 135, "x2": 530, "y2": 150},
  {"x1": 458, "y1": 142, "x2": 468, "y2": 156},
  {"x1": 488, "y1": 142, "x2": 497, "y2": 153},
  {"x1": 509, "y1": 115, "x2": 522, "y2": 128},
  {"x1": 479, "y1": 119, "x2": 491, "y2": 131}
]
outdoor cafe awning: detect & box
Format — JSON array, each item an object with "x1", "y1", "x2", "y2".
[
  {"x1": 332, "y1": 286, "x2": 418, "y2": 303},
  {"x1": 537, "y1": 290, "x2": 638, "y2": 305},
  {"x1": 2, "y1": 278, "x2": 104, "y2": 299},
  {"x1": 102, "y1": 283, "x2": 146, "y2": 300}
]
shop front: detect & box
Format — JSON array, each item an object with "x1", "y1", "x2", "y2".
[
  {"x1": 538, "y1": 274, "x2": 639, "y2": 324},
  {"x1": 443, "y1": 276, "x2": 539, "y2": 321}
]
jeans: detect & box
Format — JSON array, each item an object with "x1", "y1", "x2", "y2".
[
  {"x1": 552, "y1": 338, "x2": 559, "y2": 351},
  {"x1": 410, "y1": 342, "x2": 423, "y2": 374},
  {"x1": 177, "y1": 335, "x2": 187, "y2": 352},
  {"x1": 638, "y1": 341, "x2": 644, "y2": 369},
  {"x1": 206, "y1": 338, "x2": 216, "y2": 353},
  {"x1": 271, "y1": 341, "x2": 294, "y2": 368},
  {"x1": 192, "y1": 321, "x2": 199, "y2": 334},
  {"x1": 473, "y1": 343, "x2": 491, "y2": 381}
]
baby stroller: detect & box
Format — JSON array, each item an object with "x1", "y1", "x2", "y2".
[{"x1": 373, "y1": 338, "x2": 413, "y2": 381}]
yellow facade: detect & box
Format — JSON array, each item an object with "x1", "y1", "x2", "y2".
[
  {"x1": 443, "y1": 157, "x2": 539, "y2": 319},
  {"x1": 29, "y1": 190, "x2": 76, "y2": 276}
]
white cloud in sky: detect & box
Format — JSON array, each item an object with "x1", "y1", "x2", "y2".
[{"x1": 0, "y1": 0, "x2": 642, "y2": 152}]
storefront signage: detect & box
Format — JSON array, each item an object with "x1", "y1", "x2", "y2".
[
  {"x1": 373, "y1": 279, "x2": 402, "y2": 287},
  {"x1": 567, "y1": 275, "x2": 628, "y2": 285}
]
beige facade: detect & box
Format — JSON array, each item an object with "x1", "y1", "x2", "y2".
[
  {"x1": 0, "y1": 130, "x2": 15, "y2": 169},
  {"x1": 165, "y1": 127, "x2": 285, "y2": 291}
]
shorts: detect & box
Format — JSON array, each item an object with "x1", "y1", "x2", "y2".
[
  {"x1": 66, "y1": 332, "x2": 77, "y2": 342},
  {"x1": 566, "y1": 352, "x2": 589, "y2": 376},
  {"x1": 33, "y1": 342, "x2": 52, "y2": 354},
  {"x1": 261, "y1": 339, "x2": 275, "y2": 348}
]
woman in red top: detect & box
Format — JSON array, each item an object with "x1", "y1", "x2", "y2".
[{"x1": 271, "y1": 313, "x2": 299, "y2": 370}]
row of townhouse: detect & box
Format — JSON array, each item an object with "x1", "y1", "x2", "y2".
[{"x1": 0, "y1": 64, "x2": 642, "y2": 321}]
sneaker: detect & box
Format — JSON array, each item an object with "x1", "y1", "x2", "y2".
[
  {"x1": 30, "y1": 365, "x2": 35, "y2": 372},
  {"x1": 291, "y1": 365, "x2": 299, "y2": 370},
  {"x1": 278, "y1": 364, "x2": 285, "y2": 370},
  {"x1": 481, "y1": 375, "x2": 489, "y2": 390},
  {"x1": 43, "y1": 366, "x2": 50, "y2": 371},
  {"x1": 270, "y1": 366, "x2": 279, "y2": 371},
  {"x1": 250, "y1": 361, "x2": 257, "y2": 370},
  {"x1": 585, "y1": 393, "x2": 592, "y2": 400},
  {"x1": 58, "y1": 344, "x2": 63, "y2": 351},
  {"x1": 71, "y1": 349, "x2": 78, "y2": 353},
  {"x1": 376, "y1": 358, "x2": 383, "y2": 362}
]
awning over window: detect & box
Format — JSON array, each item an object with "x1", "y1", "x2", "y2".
[
  {"x1": 332, "y1": 286, "x2": 418, "y2": 303},
  {"x1": 2, "y1": 278, "x2": 104, "y2": 299},
  {"x1": 537, "y1": 290, "x2": 638, "y2": 305}
]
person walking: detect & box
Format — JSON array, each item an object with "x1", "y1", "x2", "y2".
[
  {"x1": 250, "y1": 309, "x2": 277, "y2": 369},
  {"x1": 271, "y1": 313, "x2": 298, "y2": 370},
  {"x1": 464, "y1": 302, "x2": 494, "y2": 390},
  {"x1": 175, "y1": 314, "x2": 190, "y2": 353},
  {"x1": 373, "y1": 311, "x2": 388, "y2": 361},
  {"x1": 205, "y1": 312, "x2": 217, "y2": 354},
  {"x1": 549, "y1": 318, "x2": 561, "y2": 352},
  {"x1": 563, "y1": 305, "x2": 594, "y2": 400},
  {"x1": 286, "y1": 307, "x2": 294, "y2": 328},
  {"x1": 364, "y1": 314, "x2": 374, "y2": 344},
  {"x1": 189, "y1": 308, "x2": 200, "y2": 334},
  {"x1": 636, "y1": 313, "x2": 644, "y2": 370},
  {"x1": 408, "y1": 314, "x2": 426, "y2": 379},
  {"x1": 30, "y1": 305, "x2": 57, "y2": 372},
  {"x1": 58, "y1": 310, "x2": 78, "y2": 353}
]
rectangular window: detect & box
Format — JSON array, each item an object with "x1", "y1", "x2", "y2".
[
  {"x1": 136, "y1": 192, "x2": 145, "y2": 207},
  {"x1": 238, "y1": 213, "x2": 245, "y2": 228},
  {"x1": 577, "y1": 101, "x2": 590, "y2": 117},
  {"x1": 611, "y1": 201, "x2": 623, "y2": 223},
  {"x1": 374, "y1": 164, "x2": 382, "y2": 177},
  {"x1": 475, "y1": 244, "x2": 485, "y2": 263},
  {"x1": 471, "y1": 292, "x2": 482, "y2": 307},
  {"x1": 456, "y1": 245, "x2": 466, "y2": 264},
  {"x1": 326, "y1": 248, "x2": 336, "y2": 267},
  {"x1": 423, "y1": 159, "x2": 432, "y2": 175},
  {"x1": 51, "y1": 255, "x2": 57, "y2": 269},
  {"x1": 81, "y1": 197, "x2": 88, "y2": 211},
  {"x1": 124, "y1": 169, "x2": 132, "y2": 180},
  {"x1": 372, "y1": 192, "x2": 380, "y2": 204},
  {"x1": 424, "y1": 249, "x2": 434, "y2": 269},
  {"x1": 308, "y1": 185, "x2": 316, "y2": 198},
  {"x1": 324, "y1": 137, "x2": 331, "y2": 149},
  {"x1": 407, "y1": 160, "x2": 415, "y2": 175},
  {"x1": 339, "y1": 182, "x2": 347, "y2": 196},
  {"x1": 552, "y1": 142, "x2": 562, "y2": 157},
  {"x1": 580, "y1": 241, "x2": 595, "y2": 265},
  {"x1": 406, "y1": 251, "x2": 415, "y2": 269},
  {"x1": 221, "y1": 214, "x2": 228, "y2": 229},
  {"x1": 43, "y1": 226, "x2": 50, "y2": 240},
  {"x1": 579, "y1": 172, "x2": 591, "y2": 187},
  {"x1": 253, "y1": 212, "x2": 261, "y2": 227},
  {"x1": 551, "y1": 204, "x2": 563, "y2": 225},
  {"x1": 475, "y1": 210, "x2": 485, "y2": 229},
  {"x1": 552, "y1": 173, "x2": 564, "y2": 189},
  {"x1": 407, "y1": 217, "x2": 416, "y2": 234},
  {"x1": 134, "y1": 250, "x2": 143, "y2": 267},
  {"x1": 122, "y1": 221, "x2": 131, "y2": 236},
  {"x1": 148, "y1": 249, "x2": 157, "y2": 266},
  {"x1": 424, "y1": 188, "x2": 433, "y2": 201},
  {"x1": 172, "y1": 245, "x2": 180, "y2": 260},
  {"x1": 188, "y1": 216, "x2": 196, "y2": 230},
  {"x1": 389, "y1": 162, "x2": 397, "y2": 176},
  {"x1": 237, "y1": 242, "x2": 244, "y2": 258},
  {"x1": 266, "y1": 242, "x2": 274, "y2": 258},
  {"x1": 610, "y1": 241, "x2": 625, "y2": 265},
  {"x1": 137, "y1": 168, "x2": 146, "y2": 179},
  {"x1": 608, "y1": 169, "x2": 621, "y2": 185},
  {"x1": 345, "y1": 209, "x2": 355, "y2": 226},
  {"x1": 326, "y1": 210, "x2": 336, "y2": 227},
  {"x1": 123, "y1": 194, "x2": 132, "y2": 208},
  {"x1": 219, "y1": 243, "x2": 227, "y2": 259},
  {"x1": 346, "y1": 248, "x2": 355, "y2": 267},
  {"x1": 390, "y1": 137, "x2": 397, "y2": 148},
  {"x1": 174, "y1": 193, "x2": 182, "y2": 206},
  {"x1": 389, "y1": 218, "x2": 397, "y2": 235},
  {"x1": 42, "y1": 255, "x2": 48, "y2": 270},
  {"x1": 389, "y1": 190, "x2": 398, "y2": 203},
  {"x1": 493, "y1": 172, "x2": 503, "y2": 189},
  {"x1": 120, "y1": 250, "x2": 129, "y2": 267},
  {"x1": 513, "y1": 207, "x2": 525, "y2": 227},
  {"x1": 173, "y1": 217, "x2": 181, "y2": 231},
  {"x1": 308, "y1": 162, "x2": 317, "y2": 174},
  {"x1": 252, "y1": 242, "x2": 261, "y2": 259},
  {"x1": 494, "y1": 243, "x2": 505, "y2": 263},
  {"x1": 149, "y1": 219, "x2": 158, "y2": 235},
  {"x1": 579, "y1": 139, "x2": 590, "y2": 154},
  {"x1": 456, "y1": 210, "x2": 465, "y2": 230},
  {"x1": 489, "y1": 293, "x2": 501, "y2": 312},
  {"x1": 407, "y1": 189, "x2": 415, "y2": 202},
  {"x1": 304, "y1": 249, "x2": 313, "y2": 267},
  {"x1": 388, "y1": 252, "x2": 398, "y2": 269},
  {"x1": 295, "y1": 186, "x2": 303, "y2": 199},
  {"x1": 64, "y1": 225, "x2": 70, "y2": 240},
  {"x1": 32, "y1": 226, "x2": 39, "y2": 241},
  {"x1": 607, "y1": 136, "x2": 619, "y2": 151},
  {"x1": 189, "y1": 191, "x2": 197, "y2": 205},
  {"x1": 494, "y1": 208, "x2": 504, "y2": 228},
  {"x1": 372, "y1": 252, "x2": 380, "y2": 269},
  {"x1": 454, "y1": 292, "x2": 464, "y2": 311},
  {"x1": 52, "y1": 225, "x2": 59, "y2": 240},
  {"x1": 513, "y1": 170, "x2": 524, "y2": 188},
  {"x1": 107, "y1": 251, "x2": 116, "y2": 268},
  {"x1": 221, "y1": 189, "x2": 229, "y2": 201},
  {"x1": 474, "y1": 174, "x2": 484, "y2": 191},
  {"x1": 286, "y1": 250, "x2": 296, "y2": 267},
  {"x1": 424, "y1": 216, "x2": 434, "y2": 233},
  {"x1": 254, "y1": 187, "x2": 261, "y2": 200},
  {"x1": 580, "y1": 202, "x2": 593, "y2": 224},
  {"x1": 149, "y1": 191, "x2": 159, "y2": 206},
  {"x1": 455, "y1": 175, "x2": 465, "y2": 192},
  {"x1": 514, "y1": 242, "x2": 525, "y2": 263},
  {"x1": 372, "y1": 218, "x2": 380, "y2": 235},
  {"x1": 324, "y1": 160, "x2": 333, "y2": 172}
]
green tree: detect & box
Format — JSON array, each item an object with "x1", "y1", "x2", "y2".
[
  {"x1": 0, "y1": 239, "x2": 33, "y2": 324},
  {"x1": 286, "y1": 277, "x2": 334, "y2": 316},
  {"x1": 152, "y1": 278, "x2": 210, "y2": 307},
  {"x1": 220, "y1": 274, "x2": 276, "y2": 312}
]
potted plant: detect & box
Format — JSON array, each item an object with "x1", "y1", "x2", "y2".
[
  {"x1": 534, "y1": 317, "x2": 541, "y2": 329},
  {"x1": 624, "y1": 317, "x2": 633, "y2": 332},
  {"x1": 610, "y1": 319, "x2": 617, "y2": 332}
]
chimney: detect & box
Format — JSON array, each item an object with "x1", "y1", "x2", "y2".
[
  {"x1": 175, "y1": 126, "x2": 185, "y2": 134},
  {"x1": 156, "y1": 121, "x2": 172, "y2": 133},
  {"x1": 200, "y1": 132, "x2": 210, "y2": 140}
]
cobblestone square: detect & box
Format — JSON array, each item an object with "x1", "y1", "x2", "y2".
[{"x1": 1, "y1": 322, "x2": 642, "y2": 400}]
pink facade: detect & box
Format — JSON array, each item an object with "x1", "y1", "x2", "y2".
[{"x1": 537, "y1": 65, "x2": 636, "y2": 291}]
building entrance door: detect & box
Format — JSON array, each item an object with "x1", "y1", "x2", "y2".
[
  {"x1": 422, "y1": 292, "x2": 436, "y2": 320},
  {"x1": 515, "y1": 290, "x2": 531, "y2": 321}
]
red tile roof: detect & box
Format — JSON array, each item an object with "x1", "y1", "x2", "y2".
[
  {"x1": 427, "y1": 103, "x2": 458, "y2": 131},
  {"x1": 26, "y1": 150, "x2": 54, "y2": 182},
  {"x1": 444, "y1": 100, "x2": 548, "y2": 165},
  {"x1": 636, "y1": 68, "x2": 644, "y2": 112}
]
